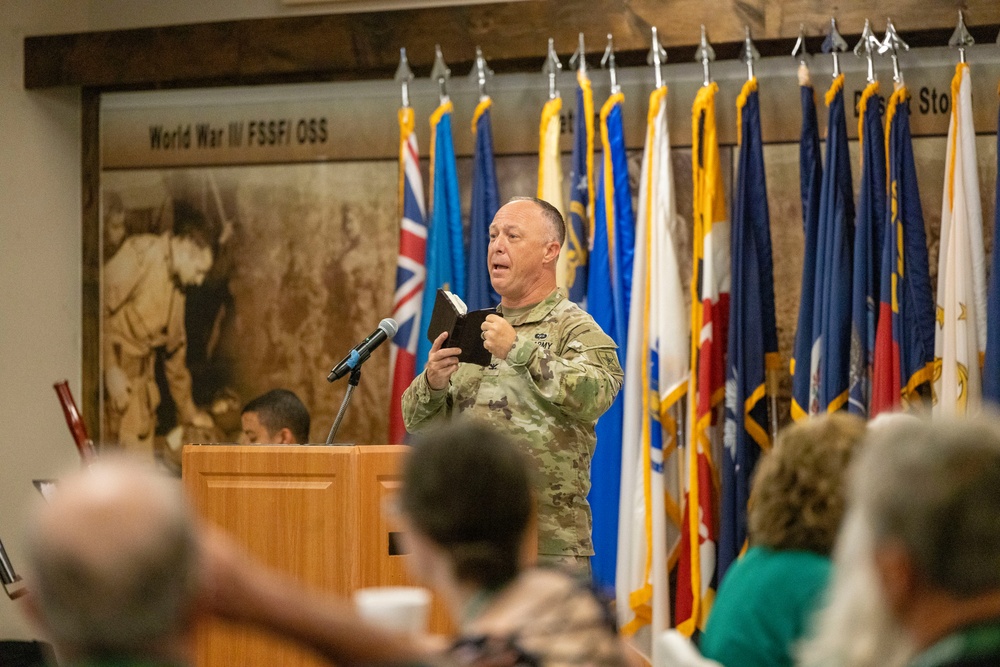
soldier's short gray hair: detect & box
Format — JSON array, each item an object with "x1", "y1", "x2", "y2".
[
  {"x1": 507, "y1": 196, "x2": 565, "y2": 246},
  {"x1": 855, "y1": 414, "x2": 1000, "y2": 598}
]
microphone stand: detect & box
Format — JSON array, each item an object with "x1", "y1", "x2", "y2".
[{"x1": 325, "y1": 367, "x2": 362, "y2": 445}]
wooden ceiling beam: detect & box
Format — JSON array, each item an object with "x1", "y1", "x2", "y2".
[{"x1": 24, "y1": 1, "x2": 1000, "y2": 90}]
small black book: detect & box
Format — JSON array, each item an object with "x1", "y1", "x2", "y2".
[{"x1": 425, "y1": 289, "x2": 496, "y2": 367}]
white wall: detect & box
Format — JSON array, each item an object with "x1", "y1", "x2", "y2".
[{"x1": 0, "y1": 0, "x2": 88, "y2": 641}]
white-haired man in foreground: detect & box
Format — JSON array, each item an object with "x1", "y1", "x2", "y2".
[
  {"x1": 22, "y1": 459, "x2": 430, "y2": 666},
  {"x1": 800, "y1": 415, "x2": 1000, "y2": 667}
]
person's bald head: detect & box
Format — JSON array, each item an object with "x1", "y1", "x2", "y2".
[
  {"x1": 488, "y1": 198, "x2": 564, "y2": 308},
  {"x1": 26, "y1": 459, "x2": 199, "y2": 661}
]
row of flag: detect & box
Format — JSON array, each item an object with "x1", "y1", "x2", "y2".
[
  {"x1": 384, "y1": 43, "x2": 1000, "y2": 663},
  {"x1": 792, "y1": 60, "x2": 998, "y2": 422},
  {"x1": 387, "y1": 89, "x2": 500, "y2": 443}
]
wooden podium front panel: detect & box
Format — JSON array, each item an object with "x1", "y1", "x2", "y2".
[
  {"x1": 183, "y1": 445, "x2": 355, "y2": 667},
  {"x1": 354, "y1": 446, "x2": 454, "y2": 634},
  {"x1": 354, "y1": 445, "x2": 409, "y2": 589}
]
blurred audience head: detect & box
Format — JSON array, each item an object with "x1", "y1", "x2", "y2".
[
  {"x1": 241, "y1": 389, "x2": 311, "y2": 444},
  {"x1": 749, "y1": 412, "x2": 867, "y2": 555},
  {"x1": 24, "y1": 458, "x2": 199, "y2": 663},
  {"x1": 800, "y1": 413, "x2": 1000, "y2": 666},
  {"x1": 860, "y1": 414, "x2": 1000, "y2": 645},
  {"x1": 399, "y1": 420, "x2": 533, "y2": 590}
]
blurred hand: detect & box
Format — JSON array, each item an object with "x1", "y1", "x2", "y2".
[
  {"x1": 425, "y1": 331, "x2": 462, "y2": 390},
  {"x1": 189, "y1": 410, "x2": 215, "y2": 429},
  {"x1": 195, "y1": 523, "x2": 264, "y2": 623},
  {"x1": 481, "y1": 315, "x2": 516, "y2": 361},
  {"x1": 105, "y1": 366, "x2": 131, "y2": 412}
]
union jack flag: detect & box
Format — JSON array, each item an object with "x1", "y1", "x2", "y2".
[{"x1": 388, "y1": 106, "x2": 427, "y2": 443}]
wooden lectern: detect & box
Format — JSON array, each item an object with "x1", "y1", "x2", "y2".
[{"x1": 182, "y1": 444, "x2": 451, "y2": 667}]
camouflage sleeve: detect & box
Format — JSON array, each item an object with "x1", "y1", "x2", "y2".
[
  {"x1": 400, "y1": 372, "x2": 451, "y2": 433},
  {"x1": 505, "y1": 324, "x2": 624, "y2": 422}
]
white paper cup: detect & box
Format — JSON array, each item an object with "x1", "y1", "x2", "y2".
[{"x1": 353, "y1": 586, "x2": 431, "y2": 633}]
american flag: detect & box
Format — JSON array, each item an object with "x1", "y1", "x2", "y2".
[{"x1": 388, "y1": 106, "x2": 427, "y2": 443}]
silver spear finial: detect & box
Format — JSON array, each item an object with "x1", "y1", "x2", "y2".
[
  {"x1": 822, "y1": 18, "x2": 849, "y2": 78},
  {"x1": 949, "y1": 10, "x2": 975, "y2": 64},
  {"x1": 430, "y1": 44, "x2": 451, "y2": 103},
  {"x1": 601, "y1": 34, "x2": 620, "y2": 94},
  {"x1": 853, "y1": 19, "x2": 880, "y2": 84},
  {"x1": 694, "y1": 25, "x2": 716, "y2": 86},
  {"x1": 878, "y1": 19, "x2": 910, "y2": 85},
  {"x1": 569, "y1": 32, "x2": 587, "y2": 76},
  {"x1": 647, "y1": 27, "x2": 667, "y2": 89},
  {"x1": 542, "y1": 38, "x2": 563, "y2": 99},
  {"x1": 394, "y1": 47, "x2": 414, "y2": 108},
  {"x1": 741, "y1": 25, "x2": 760, "y2": 81},
  {"x1": 468, "y1": 46, "x2": 493, "y2": 101}
]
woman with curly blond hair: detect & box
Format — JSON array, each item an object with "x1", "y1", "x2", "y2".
[{"x1": 700, "y1": 413, "x2": 867, "y2": 667}]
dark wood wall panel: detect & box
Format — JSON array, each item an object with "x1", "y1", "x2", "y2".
[
  {"x1": 24, "y1": 1, "x2": 1000, "y2": 91},
  {"x1": 81, "y1": 89, "x2": 100, "y2": 436}
]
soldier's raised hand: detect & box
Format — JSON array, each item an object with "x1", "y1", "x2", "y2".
[{"x1": 425, "y1": 331, "x2": 462, "y2": 390}]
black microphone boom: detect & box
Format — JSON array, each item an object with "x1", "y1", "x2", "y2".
[{"x1": 327, "y1": 318, "x2": 398, "y2": 382}]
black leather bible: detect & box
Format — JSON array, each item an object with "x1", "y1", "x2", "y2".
[{"x1": 425, "y1": 289, "x2": 496, "y2": 367}]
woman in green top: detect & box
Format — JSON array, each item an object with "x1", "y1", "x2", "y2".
[{"x1": 700, "y1": 413, "x2": 867, "y2": 667}]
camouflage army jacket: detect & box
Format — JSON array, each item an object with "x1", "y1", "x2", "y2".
[{"x1": 401, "y1": 289, "x2": 623, "y2": 556}]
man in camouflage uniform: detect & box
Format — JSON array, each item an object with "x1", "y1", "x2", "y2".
[
  {"x1": 103, "y1": 200, "x2": 215, "y2": 459},
  {"x1": 402, "y1": 197, "x2": 623, "y2": 574}
]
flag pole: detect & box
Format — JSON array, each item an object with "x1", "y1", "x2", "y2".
[
  {"x1": 394, "y1": 47, "x2": 414, "y2": 109},
  {"x1": 948, "y1": 10, "x2": 974, "y2": 64},
  {"x1": 543, "y1": 38, "x2": 562, "y2": 100},
  {"x1": 569, "y1": 32, "x2": 587, "y2": 76},
  {"x1": 792, "y1": 23, "x2": 810, "y2": 66},
  {"x1": 601, "y1": 34, "x2": 620, "y2": 94},
  {"x1": 740, "y1": 26, "x2": 759, "y2": 82},
  {"x1": 878, "y1": 19, "x2": 910, "y2": 88},
  {"x1": 853, "y1": 19, "x2": 880, "y2": 85},
  {"x1": 430, "y1": 44, "x2": 451, "y2": 104},
  {"x1": 469, "y1": 46, "x2": 493, "y2": 102},
  {"x1": 822, "y1": 18, "x2": 848, "y2": 78},
  {"x1": 694, "y1": 25, "x2": 715, "y2": 87},
  {"x1": 647, "y1": 27, "x2": 667, "y2": 90}
]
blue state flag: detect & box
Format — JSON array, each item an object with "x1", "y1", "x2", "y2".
[
  {"x1": 791, "y1": 76, "x2": 823, "y2": 421},
  {"x1": 871, "y1": 85, "x2": 935, "y2": 414},
  {"x1": 809, "y1": 75, "x2": 855, "y2": 414},
  {"x1": 587, "y1": 91, "x2": 635, "y2": 592},
  {"x1": 564, "y1": 70, "x2": 595, "y2": 305},
  {"x1": 720, "y1": 79, "x2": 778, "y2": 581},
  {"x1": 848, "y1": 82, "x2": 887, "y2": 417},
  {"x1": 466, "y1": 98, "x2": 501, "y2": 311},
  {"x1": 985, "y1": 95, "x2": 1000, "y2": 404},
  {"x1": 416, "y1": 101, "x2": 465, "y2": 372}
]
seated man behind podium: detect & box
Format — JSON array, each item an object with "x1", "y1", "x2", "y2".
[
  {"x1": 240, "y1": 389, "x2": 311, "y2": 444},
  {"x1": 401, "y1": 197, "x2": 624, "y2": 576}
]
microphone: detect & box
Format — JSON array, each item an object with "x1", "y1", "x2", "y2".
[{"x1": 327, "y1": 318, "x2": 398, "y2": 382}]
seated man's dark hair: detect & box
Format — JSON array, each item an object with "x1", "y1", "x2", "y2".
[
  {"x1": 400, "y1": 420, "x2": 533, "y2": 590},
  {"x1": 171, "y1": 200, "x2": 215, "y2": 251},
  {"x1": 242, "y1": 389, "x2": 311, "y2": 444}
]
